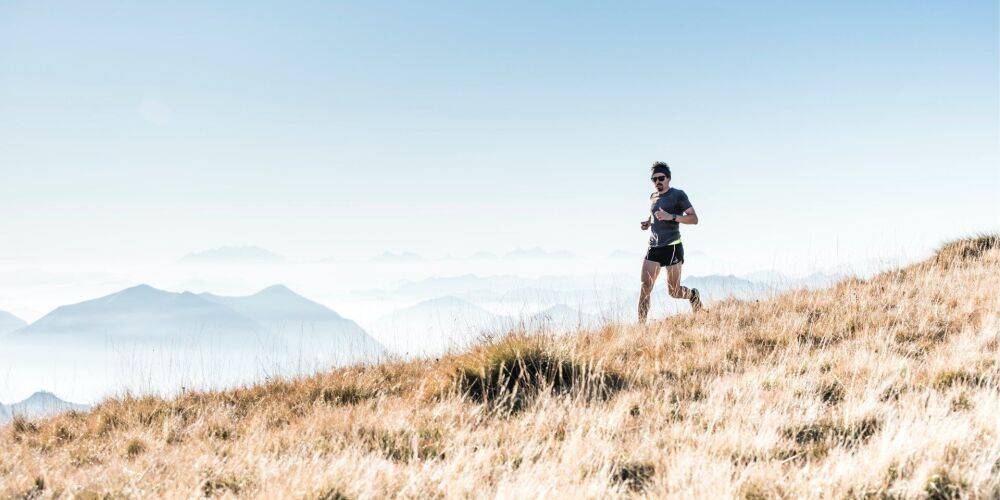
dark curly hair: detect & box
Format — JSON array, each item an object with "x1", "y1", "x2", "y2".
[{"x1": 651, "y1": 161, "x2": 671, "y2": 178}]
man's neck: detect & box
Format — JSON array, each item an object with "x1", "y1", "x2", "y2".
[{"x1": 658, "y1": 185, "x2": 670, "y2": 194}]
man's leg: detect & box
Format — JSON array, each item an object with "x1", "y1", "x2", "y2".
[
  {"x1": 665, "y1": 263, "x2": 693, "y2": 300},
  {"x1": 638, "y1": 259, "x2": 660, "y2": 323}
]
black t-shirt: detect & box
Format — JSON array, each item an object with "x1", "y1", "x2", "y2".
[{"x1": 649, "y1": 188, "x2": 692, "y2": 248}]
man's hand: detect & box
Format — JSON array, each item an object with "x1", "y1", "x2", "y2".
[
  {"x1": 640, "y1": 220, "x2": 651, "y2": 230},
  {"x1": 654, "y1": 208, "x2": 672, "y2": 221}
]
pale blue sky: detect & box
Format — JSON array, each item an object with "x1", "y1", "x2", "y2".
[{"x1": 2, "y1": 1, "x2": 997, "y2": 269}]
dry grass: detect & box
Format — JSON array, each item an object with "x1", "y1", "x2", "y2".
[{"x1": 2, "y1": 235, "x2": 999, "y2": 498}]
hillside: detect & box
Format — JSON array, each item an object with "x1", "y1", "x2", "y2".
[{"x1": 2, "y1": 236, "x2": 998, "y2": 498}]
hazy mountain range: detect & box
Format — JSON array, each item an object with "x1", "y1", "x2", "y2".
[
  {"x1": 352, "y1": 272, "x2": 775, "y2": 305},
  {"x1": 369, "y1": 247, "x2": 579, "y2": 263},
  {"x1": 11, "y1": 284, "x2": 262, "y2": 342},
  {"x1": 199, "y1": 285, "x2": 384, "y2": 360},
  {"x1": 524, "y1": 304, "x2": 602, "y2": 332},
  {"x1": 179, "y1": 246, "x2": 284, "y2": 265},
  {"x1": 504, "y1": 247, "x2": 575, "y2": 260},
  {"x1": 742, "y1": 270, "x2": 845, "y2": 289},
  {"x1": 0, "y1": 264, "x2": 848, "y2": 403},
  {"x1": 370, "y1": 296, "x2": 511, "y2": 356},
  {"x1": 368, "y1": 296, "x2": 603, "y2": 356},
  {"x1": 0, "y1": 391, "x2": 89, "y2": 424},
  {"x1": 7, "y1": 284, "x2": 385, "y2": 363},
  {"x1": 0, "y1": 310, "x2": 26, "y2": 335},
  {"x1": 0, "y1": 284, "x2": 389, "y2": 404},
  {"x1": 371, "y1": 251, "x2": 423, "y2": 262},
  {"x1": 351, "y1": 271, "x2": 826, "y2": 352}
]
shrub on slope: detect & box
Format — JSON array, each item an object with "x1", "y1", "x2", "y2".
[{"x1": 436, "y1": 335, "x2": 627, "y2": 413}]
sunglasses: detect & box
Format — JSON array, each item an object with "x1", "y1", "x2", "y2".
[{"x1": 650, "y1": 175, "x2": 667, "y2": 182}]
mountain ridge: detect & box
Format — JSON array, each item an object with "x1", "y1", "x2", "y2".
[
  {"x1": 179, "y1": 246, "x2": 284, "y2": 265},
  {"x1": 9, "y1": 284, "x2": 385, "y2": 363},
  {"x1": 0, "y1": 309, "x2": 26, "y2": 335},
  {"x1": 12, "y1": 284, "x2": 263, "y2": 340},
  {"x1": 0, "y1": 391, "x2": 89, "y2": 424}
]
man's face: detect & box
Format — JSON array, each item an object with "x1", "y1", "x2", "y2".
[{"x1": 651, "y1": 173, "x2": 669, "y2": 192}]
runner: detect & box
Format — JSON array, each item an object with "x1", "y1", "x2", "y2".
[{"x1": 638, "y1": 161, "x2": 702, "y2": 323}]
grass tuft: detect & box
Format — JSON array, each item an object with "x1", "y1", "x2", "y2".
[
  {"x1": 314, "y1": 384, "x2": 374, "y2": 406},
  {"x1": 10, "y1": 416, "x2": 40, "y2": 439},
  {"x1": 124, "y1": 438, "x2": 147, "y2": 458},
  {"x1": 96, "y1": 413, "x2": 125, "y2": 435},
  {"x1": 934, "y1": 370, "x2": 991, "y2": 390},
  {"x1": 609, "y1": 461, "x2": 655, "y2": 492},
  {"x1": 818, "y1": 381, "x2": 846, "y2": 405},
  {"x1": 443, "y1": 335, "x2": 627, "y2": 412},
  {"x1": 200, "y1": 474, "x2": 246, "y2": 497},
  {"x1": 356, "y1": 426, "x2": 445, "y2": 462},
  {"x1": 924, "y1": 471, "x2": 965, "y2": 500},
  {"x1": 784, "y1": 417, "x2": 880, "y2": 448},
  {"x1": 935, "y1": 233, "x2": 999, "y2": 265},
  {"x1": 313, "y1": 488, "x2": 352, "y2": 500},
  {"x1": 206, "y1": 425, "x2": 234, "y2": 441},
  {"x1": 16, "y1": 477, "x2": 45, "y2": 500}
]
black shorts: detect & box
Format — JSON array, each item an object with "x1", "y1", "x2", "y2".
[{"x1": 645, "y1": 244, "x2": 684, "y2": 267}]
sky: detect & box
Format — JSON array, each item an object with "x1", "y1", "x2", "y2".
[{"x1": 1, "y1": 1, "x2": 998, "y2": 287}]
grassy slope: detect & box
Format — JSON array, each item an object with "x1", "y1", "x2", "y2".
[{"x1": 2, "y1": 236, "x2": 998, "y2": 499}]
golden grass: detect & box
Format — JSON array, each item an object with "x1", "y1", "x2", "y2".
[{"x1": 2, "y1": 235, "x2": 999, "y2": 498}]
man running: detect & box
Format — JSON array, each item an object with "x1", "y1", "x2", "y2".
[{"x1": 639, "y1": 161, "x2": 702, "y2": 323}]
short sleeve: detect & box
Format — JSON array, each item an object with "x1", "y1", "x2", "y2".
[{"x1": 677, "y1": 190, "x2": 693, "y2": 211}]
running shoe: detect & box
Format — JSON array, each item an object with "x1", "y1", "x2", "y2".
[{"x1": 690, "y1": 288, "x2": 703, "y2": 312}]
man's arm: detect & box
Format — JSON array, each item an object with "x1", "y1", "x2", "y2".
[{"x1": 675, "y1": 207, "x2": 698, "y2": 225}]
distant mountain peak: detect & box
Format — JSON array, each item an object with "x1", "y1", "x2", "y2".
[
  {"x1": 372, "y1": 251, "x2": 423, "y2": 262},
  {"x1": 505, "y1": 247, "x2": 575, "y2": 260},
  {"x1": 396, "y1": 296, "x2": 503, "y2": 317},
  {"x1": 109, "y1": 284, "x2": 171, "y2": 300},
  {"x1": 16, "y1": 284, "x2": 263, "y2": 339},
  {"x1": 201, "y1": 284, "x2": 307, "y2": 302},
  {"x1": 21, "y1": 391, "x2": 61, "y2": 403},
  {"x1": 251, "y1": 284, "x2": 314, "y2": 301},
  {"x1": 179, "y1": 246, "x2": 284, "y2": 264},
  {"x1": 257, "y1": 284, "x2": 295, "y2": 295},
  {"x1": 416, "y1": 296, "x2": 478, "y2": 307},
  {"x1": 1, "y1": 391, "x2": 90, "y2": 423}
]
